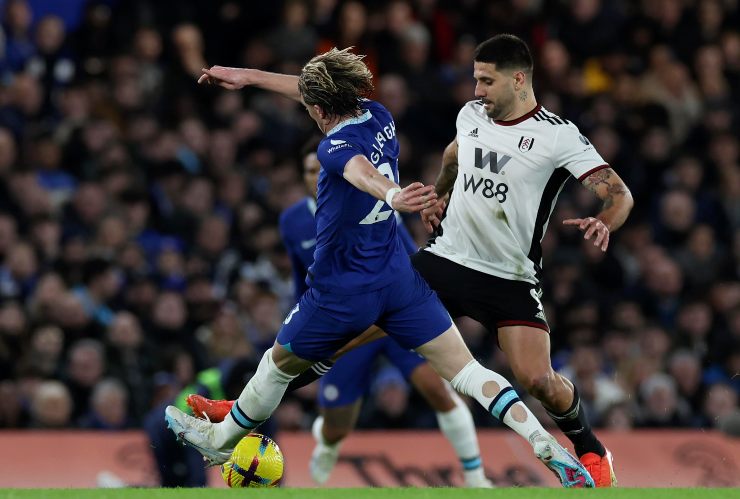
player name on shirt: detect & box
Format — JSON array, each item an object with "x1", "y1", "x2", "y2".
[{"x1": 369, "y1": 122, "x2": 396, "y2": 165}]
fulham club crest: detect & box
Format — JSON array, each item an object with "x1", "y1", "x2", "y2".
[{"x1": 518, "y1": 136, "x2": 534, "y2": 152}]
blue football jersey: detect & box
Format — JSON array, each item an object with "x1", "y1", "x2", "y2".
[
  {"x1": 279, "y1": 197, "x2": 316, "y2": 300},
  {"x1": 280, "y1": 196, "x2": 418, "y2": 301},
  {"x1": 310, "y1": 99, "x2": 409, "y2": 294}
]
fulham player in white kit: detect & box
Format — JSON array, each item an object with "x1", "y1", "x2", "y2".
[{"x1": 417, "y1": 34, "x2": 634, "y2": 487}]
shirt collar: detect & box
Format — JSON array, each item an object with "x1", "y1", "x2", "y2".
[{"x1": 326, "y1": 110, "x2": 372, "y2": 136}]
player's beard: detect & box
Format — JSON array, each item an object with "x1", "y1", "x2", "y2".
[{"x1": 483, "y1": 91, "x2": 515, "y2": 120}]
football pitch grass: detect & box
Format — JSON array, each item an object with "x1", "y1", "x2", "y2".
[{"x1": 2, "y1": 489, "x2": 738, "y2": 499}]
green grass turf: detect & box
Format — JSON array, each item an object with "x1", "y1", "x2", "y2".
[{"x1": 2, "y1": 489, "x2": 738, "y2": 499}]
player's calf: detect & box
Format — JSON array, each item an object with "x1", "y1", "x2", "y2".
[{"x1": 544, "y1": 385, "x2": 607, "y2": 459}]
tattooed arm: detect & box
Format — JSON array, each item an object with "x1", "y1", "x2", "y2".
[
  {"x1": 422, "y1": 138, "x2": 458, "y2": 232},
  {"x1": 563, "y1": 167, "x2": 634, "y2": 251},
  {"x1": 434, "y1": 138, "x2": 459, "y2": 197},
  {"x1": 582, "y1": 167, "x2": 634, "y2": 230}
]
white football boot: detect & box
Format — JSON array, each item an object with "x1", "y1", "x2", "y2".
[
  {"x1": 165, "y1": 405, "x2": 233, "y2": 465},
  {"x1": 463, "y1": 471, "x2": 495, "y2": 489},
  {"x1": 309, "y1": 416, "x2": 341, "y2": 485},
  {"x1": 463, "y1": 468, "x2": 495, "y2": 488},
  {"x1": 533, "y1": 436, "x2": 595, "y2": 488}
]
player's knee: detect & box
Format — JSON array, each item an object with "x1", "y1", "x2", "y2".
[{"x1": 520, "y1": 370, "x2": 558, "y2": 401}]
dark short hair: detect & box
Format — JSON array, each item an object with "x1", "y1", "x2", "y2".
[{"x1": 474, "y1": 34, "x2": 533, "y2": 73}]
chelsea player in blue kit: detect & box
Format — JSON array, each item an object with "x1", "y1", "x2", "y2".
[
  {"x1": 165, "y1": 47, "x2": 593, "y2": 488},
  {"x1": 282, "y1": 139, "x2": 491, "y2": 487}
]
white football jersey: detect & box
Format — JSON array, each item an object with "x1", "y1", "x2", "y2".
[{"x1": 426, "y1": 101, "x2": 607, "y2": 284}]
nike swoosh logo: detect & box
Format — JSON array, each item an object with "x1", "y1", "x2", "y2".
[
  {"x1": 301, "y1": 239, "x2": 316, "y2": 249},
  {"x1": 330, "y1": 139, "x2": 345, "y2": 145}
]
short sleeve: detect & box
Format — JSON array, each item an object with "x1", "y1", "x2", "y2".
[
  {"x1": 317, "y1": 138, "x2": 364, "y2": 176},
  {"x1": 554, "y1": 125, "x2": 609, "y2": 181}
]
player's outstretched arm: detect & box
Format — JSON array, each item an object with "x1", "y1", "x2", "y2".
[
  {"x1": 343, "y1": 155, "x2": 436, "y2": 213},
  {"x1": 563, "y1": 167, "x2": 634, "y2": 251},
  {"x1": 198, "y1": 66, "x2": 302, "y2": 102}
]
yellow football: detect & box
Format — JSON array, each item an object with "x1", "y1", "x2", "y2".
[{"x1": 220, "y1": 433, "x2": 284, "y2": 487}]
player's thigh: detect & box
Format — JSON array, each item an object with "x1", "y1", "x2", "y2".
[
  {"x1": 375, "y1": 268, "x2": 452, "y2": 352},
  {"x1": 414, "y1": 324, "x2": 475, "y2": 382},
  {"x1": 489, "y1": 278, "x2": 552, "y2": 377},
  {"x1": 271, "y1": 342, "x2": 315, "y2": 376},
  {"x1": 498, "y1": 325, "x2": 554, "y2": 383},
  {"x1": 318, "y1": 339, "x2": 387, "y2": 408},
  {"x1": 276, "y1": 288, "x2": 378, "y2": 362}
]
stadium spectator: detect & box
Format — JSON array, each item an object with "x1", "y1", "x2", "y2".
[
  {"x1": 80, "y1": 377, "x2": 131, "y2": 430},
  {"x1": 638, "y1": 373, "x2": 693, "y2": 427},
  {"x1": 105, "y1": 311, "x2": 155, "y2": 422},
  {"x1": 2, "y1": 0, "x2": 35, "y2": 73},
  {"x1": 702, "y1": 383, "x2": 739, "y2": 428},
  {"x1": 29, "y1": 380, "x2": 73, "y2": 428}
]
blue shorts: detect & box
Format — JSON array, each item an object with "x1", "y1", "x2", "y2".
[
  {"x1": 276, "y1": 268, "x2": 452, "y2": 361},
  {"x1": 317, "y1": 337, "x2": 426, "y2": 407}
]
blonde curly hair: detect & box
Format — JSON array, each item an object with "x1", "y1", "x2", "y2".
[{"x1": 298, "y1": 47, "x2": 374, "y2": 119}]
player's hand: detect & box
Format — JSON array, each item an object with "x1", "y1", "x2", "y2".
[
  {"x1": 391, "y1": 183, "x2": 437, "y2": 214},
  {"x1": 421, "y1": 197, "x2": 447, "y2": 233},
  {"x1": 198, "y1": 66, "x2": 249, "y2": 89},
  {"x1": 563, "y1": 217, "x2": 610, "y2": 251}
]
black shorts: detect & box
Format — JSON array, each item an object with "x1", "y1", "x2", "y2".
[{"x1": 410, "y1": 250, "x2": 549, "y2": 336}]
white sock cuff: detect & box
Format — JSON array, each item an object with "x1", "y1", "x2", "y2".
[
  {"x1": 450, "y1": 359, "x2": 479, "y2": 396},
  {"x1": 435, "y1": 389, "x2": 482, "y2": 469},
  {"x1": 263, "y1": 348, "x2": 300, "y2": 383}
]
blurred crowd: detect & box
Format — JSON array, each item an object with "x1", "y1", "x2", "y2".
[{"x1": 0, "y1": 0, "x2": 738, "y2": 438}]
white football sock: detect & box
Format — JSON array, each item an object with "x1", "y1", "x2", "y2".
[
  {"x1": 436, "y1": 389, "x2": 485, "y2": 477},
  {"x1": 450, "y1": 360, "x2": 547, "y2": 446},
  {"x1": 215, "y1": 348, "x2": 298, "y2": 448},
  {"x1": 313, "y1": 416, "x2": 341, "y2": 450}
]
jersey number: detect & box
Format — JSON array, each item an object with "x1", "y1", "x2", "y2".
[
  {"x1": 284, "y1": 304, "x2": 300, "y2": 324},
  {"x1": 359, "y1": 162, "x2": 395, "y2": 225}
]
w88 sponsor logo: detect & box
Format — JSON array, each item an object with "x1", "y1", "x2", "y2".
[{"x1": 462, "y1": 173, "x2": 508, "y2": 202}]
